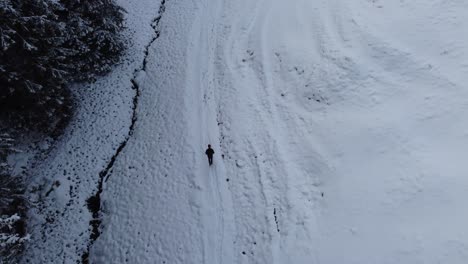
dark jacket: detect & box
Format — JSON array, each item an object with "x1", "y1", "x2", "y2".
[{"x1": 205, "y1": 148, "x2": 214, "y2": 157}]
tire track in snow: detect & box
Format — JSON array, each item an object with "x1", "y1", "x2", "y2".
[
  {"x1": 233, "y1": 3, "x2": 296, "y2": 262},
  {"x1": 81, "y1": 1, "x2": 167, "y2": 262},
  {"x1": 213, "y1": 1, "x2": 286, "y2": 262},
  {"x1": 215, "y1": 0, "x2": 328, "y2": 262}
]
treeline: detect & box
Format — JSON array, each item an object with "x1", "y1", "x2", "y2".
[
  {"x1": 0, "y1": 0, "x2": 125, "y2": 132},
  {"x1": 0, "y1": 0, "x2": 125, "y2": 261},
  {"x1": 0, "y1": 133, "x2": 27, "y2": 260}
]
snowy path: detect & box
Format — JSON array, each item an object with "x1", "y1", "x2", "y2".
[{"x1": 85, "y1": 0, "x2": 468, "y2": 263}]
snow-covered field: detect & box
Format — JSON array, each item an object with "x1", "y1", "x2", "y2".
[{"x1": 22, "y1": 0, "x2": 468, "y2": 263}]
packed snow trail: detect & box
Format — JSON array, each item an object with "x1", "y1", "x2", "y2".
[
  {"x1": 88, "y1": 0, "x2": 468, "y2": 263},
  {"x1": 90, "y1": 0, "x2": 236, "y2": 263}
]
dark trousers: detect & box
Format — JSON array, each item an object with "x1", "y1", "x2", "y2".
[{"x1": 207, "y1": 155, "x2": 213, "y2": 165}]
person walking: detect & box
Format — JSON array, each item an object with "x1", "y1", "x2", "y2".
[{"x1": 205, "y1": 144, "x2": 215, "y2": 166}]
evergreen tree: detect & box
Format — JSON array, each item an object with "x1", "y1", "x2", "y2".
[
  {"x1": 0, "y1": 0, "x2": 70, "y2": 131},
  {"x1": 0, "y1": 0, "x2": 124, "y2": 132},
  {"x1": 0, "y1": 133, "x2": 27, "y2": 262},
  {"x1": 58, "y1": 0, "x2": 125, "y2": 80}
]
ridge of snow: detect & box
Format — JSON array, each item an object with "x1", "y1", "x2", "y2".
[{"x1": 81, "y1": 1, "x2": 167, "y2": 262}]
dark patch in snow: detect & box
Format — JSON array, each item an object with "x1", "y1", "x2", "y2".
[
  {"x1": 45, "y1": 180, "x2": 61, "y2": 197},
  {"x1": 81, "y1": 1, "x2": 167, "y2": 263},
  {"x1": 273, "y1": 207, "x2": 280, "y2": 233},
  {"x1": 293, "y1": 66, "x2": 305, "y2": 75},
  {"x1": 242, "y1": 50, "x2": 255, "y2": 62}
]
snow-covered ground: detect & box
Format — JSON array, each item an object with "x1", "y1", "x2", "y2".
[{"x1": 23, "y1": 0, "x2": 468, "y2": 263}]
